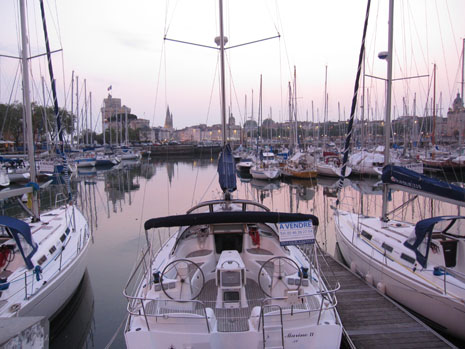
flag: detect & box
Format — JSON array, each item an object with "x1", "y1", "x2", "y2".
[{"x1": 107, "y1": 85, "x2": 112, "y2": 91}]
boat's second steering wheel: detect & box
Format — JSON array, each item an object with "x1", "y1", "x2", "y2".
[
  {"x1": 160, "y1": 259, "x2": 205, "y2": 301},
  {"x1": 258, "y1": 256, "x2": 302, "y2": 298}
]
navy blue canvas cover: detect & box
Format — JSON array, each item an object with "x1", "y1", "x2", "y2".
[
  {"x1": 382, "y1": 164, "x2": 465, "y2": 204},
  {"x1": 404, "y1": 215, "x2": 464, "y2": 268},
  {"x1": 0, "y1": 216, "x2": 37, "y2": 269},
  {"x1": 218, "y1": 144, "x2": 237, "y2": 193}
]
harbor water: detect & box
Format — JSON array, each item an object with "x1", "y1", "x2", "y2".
[{"x1": 4, "y1": 156, "x2": 460, "y2": 348}]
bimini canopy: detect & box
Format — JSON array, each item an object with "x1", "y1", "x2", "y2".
[
  {"x1": 145, "y1": 211, "x2": 319, "y2": 230},
  {"x1": 382, "y1": 164, "x2": 465, "y2": 207},
  {"x1": 404, "y1": 215, "x2": 465, "y2": 268},
  {"x1": 0, "y1": 216, "x2": 37, "y2": 269}
]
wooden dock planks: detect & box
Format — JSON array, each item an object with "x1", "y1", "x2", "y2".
[{"x1": 319, "y1": 252, "x2": 455, "y2": 348}]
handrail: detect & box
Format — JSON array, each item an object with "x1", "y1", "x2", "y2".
[
  {"x1": 435, "y1": 265, "x2": 465, "y2": 295},
  {"x1": 258, "y1": 286, "x2": 340, "y2": 330},
  {"x1": 125, "y1": 295, "x2": 211, "y2": 333},
  {"x1": 186, "y1": 198, "x2": 270, "y2": 214}
]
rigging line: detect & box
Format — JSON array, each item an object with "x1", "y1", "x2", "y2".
[
  {"x1": 445, "y1": 0, "x2": 460, "y2": 59},
  {"x1": 197, "y1": 172, "x2": 218, "y2": 204},
  {"x1": 31, "y1": 0, "x2": 45, "y2": 85},
  {"x1": 1, "y1": 63, "x2": 21, "y2": 136},
  {"x1": 203, "y1": 54, "x2": 221, "y2": 126},
  {"x1": 164, "y1": 0, "x2": 181, "y2": 37},
  {"x1": 273, "y1": 0, "x2": 292, "y2": 82},
  {"x1": 152, "y1": 38, "x2": 166, "y2": 126},
  {"x1": 434, "y1": 0, "x2": 452, "y2": 104},
  {"x1": 225, "y1": 54, "x2": 244, "y2": 124}
]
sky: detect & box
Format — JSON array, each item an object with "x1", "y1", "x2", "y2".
[{"x1": 1, "y1": 0, "x2": 464, "y2": 133}]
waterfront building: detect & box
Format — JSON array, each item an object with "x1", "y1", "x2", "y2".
[{"x1": 446, "y1": 93, "x2": 465, "y2": 141}]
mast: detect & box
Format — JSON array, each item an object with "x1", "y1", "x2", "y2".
[
  {"x1": 218, "y1": 0, "x2": 227, "y2": 146},
  {"x1": 76, "y1": 76, "x2": 80, "y2": 145},
  {"x1": 84, "y1": 79, "x2": 88, "y2": 145},
  {"x1": 20, "y1": 0, "x2": 39, "y2": 219},
  {"x1": 293, "y1": 66, "x2": 298, "y2": 147},
  {"x1": 432, "y1": 63, "x2": 437, "y2": 145},
  {"x1": 70, "y1": 71, "x2": 74, "y2": 145},
  {"x1": 90, "y1": 91, "x2": 93, "y2": 145},
  {"x1": 462, "y1": 38, "x2": 465, "y2": 105},
  {"x1": 125, "y1": 106, "x2": 128, "y2": 145},
  {"x1": 324, "y1": 65, "x2": 328, "y2": 146},
  {"x1": 381, "y1": 0, "x2": 394, "y2": 221},
  {"x1": 288, "y1": 82, "x2": 293, "y2": 150}
]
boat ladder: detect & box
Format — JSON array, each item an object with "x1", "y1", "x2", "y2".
[{"x1": 261, "y1": 305, "x2": 285, "y2": 349}]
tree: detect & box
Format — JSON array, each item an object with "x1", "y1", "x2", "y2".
[{"x1": 0, "y1": 102, "x2": 24, "y2": 145}]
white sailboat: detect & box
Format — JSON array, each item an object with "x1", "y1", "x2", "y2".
[
  {"x1": 0, "y1": 0, "x2": 91, "y2": 320},
  {"x1": 123, "y1": 2, "x2": 342, "y2": 347},
  {"x1": 335, "y1": 0, "x2": 465, "y2": 340}
]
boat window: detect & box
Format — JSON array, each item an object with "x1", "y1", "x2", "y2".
[
  {"x1": 214, "y1": 233, "x2": 243, "y2": 254},
  {"x1": 381, "y1": 243, "x2": 393, "y2": 253},
  {"x1": 37, "y1": 255, "x2": 47, "y2": 265},
  {"x1": 49, "y1": 246, "x2": 57, "y2": 254},
  {"x1": 400, "y1": 253, "x2": 415, "y2": 264},
  {"x1": 223, "y1": 291, "x2": 240, "y2": 301},
  {"x1": 361, "y1": 230, "x2": 372, "y2": 240}
]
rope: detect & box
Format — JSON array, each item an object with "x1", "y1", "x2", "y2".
[{"x1": 103, "y1": 316, "x2": 126, "y2": 349}]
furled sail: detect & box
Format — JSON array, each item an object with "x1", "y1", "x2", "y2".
[{"x1": 218, "y1": 144, "x2": 237, "y2": 194}]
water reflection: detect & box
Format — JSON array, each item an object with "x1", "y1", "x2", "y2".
[
  {"x1": 35, "y1": 157, "x2": 465, "y2": 348},
  {"x1": 50, "y1": 270, "x2": 95, "y2": 349}
]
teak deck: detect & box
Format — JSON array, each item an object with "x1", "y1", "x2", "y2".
[{"x1": 318, "y1": 251, "x2": 455, "y2": 348}]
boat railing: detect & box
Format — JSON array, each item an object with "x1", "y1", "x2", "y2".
[
  {"x1": 258, "y1": 286, "x2": 340, "y2": 332},
  {"x1": 186, "y1": 199, "x2": 270, "y2": 214},
  {"x1": 296, "y1": 243, "x2": 341, "y2": 306},
  {"x1": 123, "y1": 246, "x2": 211, "y2": 332},
  {"x1": 435, "y1": 265, "x2": 465, "y2": 295}
]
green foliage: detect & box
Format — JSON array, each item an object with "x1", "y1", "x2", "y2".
[{"x1": 0, "y1": 102, "x2": 76, "y2": 145}]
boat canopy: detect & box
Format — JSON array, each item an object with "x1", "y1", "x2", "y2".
[
  {"x1": 382, "y1": 164, "x2": 465, "y2": 207},
  {"x1": 145, "y1": 211, "x2": 319, "y2": 230},
  {"x1": 218, "y1": 144, "x2": 237, "y2": 193},
  {"x1": 404, "y1": 215, "x2": 465, "y2": 268},
  {"x1": 0, "y1": 216, "x2": 37, "y2": 269}
]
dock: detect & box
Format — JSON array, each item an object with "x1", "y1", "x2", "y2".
[{"x1": 318, "y1": 250, "x2": 455, "y2": 348}]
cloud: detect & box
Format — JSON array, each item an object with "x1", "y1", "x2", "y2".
[{"x1": 111, "y1": 31, "x2": 154, "y2": 51}]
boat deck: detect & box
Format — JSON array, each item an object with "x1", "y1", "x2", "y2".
[{"x1": 319, "y1": 250, "x2": 455, "y2": 348}]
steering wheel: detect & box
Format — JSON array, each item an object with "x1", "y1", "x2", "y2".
[
  {"x1": 160, "y1": 259, "x2": 205, "y2": 300},
  {"x1": 258, "y1": 256, "x2": 301, "y2": 298}
]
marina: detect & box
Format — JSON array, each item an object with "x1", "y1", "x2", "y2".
[
  {"x1": 1, "y1": 156, "x2": 463, "y2": 348},
  {"x1": 1, "y1": 0, "x2": 465, "y2": 347}
]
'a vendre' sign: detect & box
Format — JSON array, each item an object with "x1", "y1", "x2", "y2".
[{"x1": 278, "y1": 221, "x2": 315, "y2": 246}]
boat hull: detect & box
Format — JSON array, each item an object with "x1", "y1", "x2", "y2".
[{"x1": 335, "y1": 211, "x2": 465, "y2": 340}]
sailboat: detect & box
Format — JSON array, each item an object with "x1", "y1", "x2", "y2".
[
  {"x1": 123, "y1": 1, "x2": 342, "y2": 347},
  {"x1": 0, "y1": 0, "x2": 91, "y2": 319},
  {"x1": 335, "y1": 0, "x2": 465, "y2": 340}
]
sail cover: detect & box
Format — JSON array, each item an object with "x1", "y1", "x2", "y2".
[
  {"x1": 0, "y1": 216, "x2": 37, "y2": 269},
  {"x1": 404, "y1": 216, "x2": 465, "y2": 268},
  {"x1": 218, "y1": 144, "x2": 237, "y2": 193},
  {"x1": 382, "y1": 164, "x2": 465, "y2": 207}
]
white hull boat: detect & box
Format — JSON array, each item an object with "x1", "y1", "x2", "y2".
[
  {"x1": 335, "y1": 210, "x2": 465, "y2": 339},
  {"x1": 0, "y1": 205, "x2": 91, "y2": 319},
  {"x1": 250, "y1": 165, "x2": 280, "y2": 180},
  {"x1": 124, "y1": 198, "x2": 342, "y2": 348}
]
